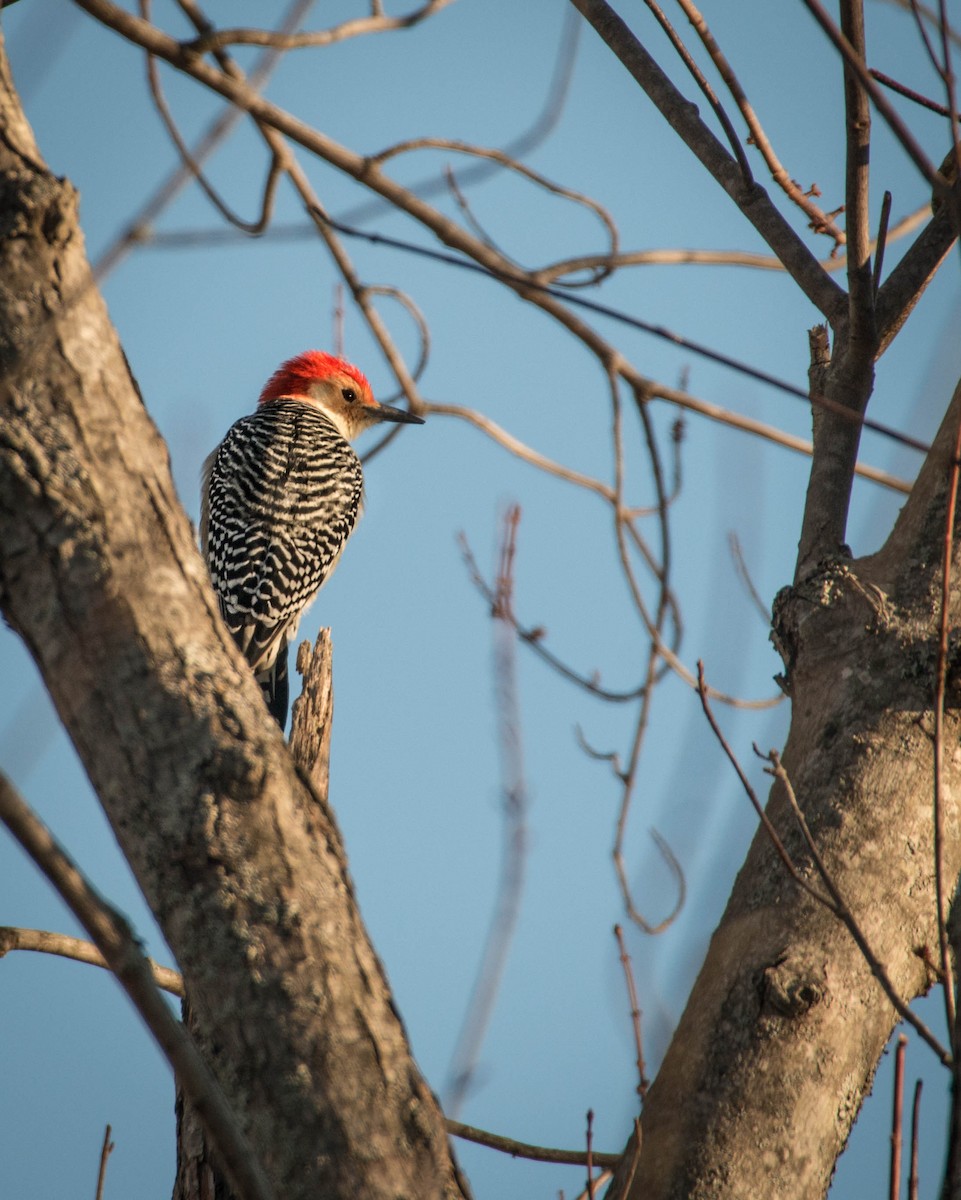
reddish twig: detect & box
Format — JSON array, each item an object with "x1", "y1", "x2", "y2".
[
  {"x1": 909, "y1": 1080, "x2": 923, "y2": 1200},
  {"x1": 890, "y1": 1034, "x2": 907, "y2": 1200},
  {"x1": 640, "y1": 0, "x2": 753, "y2": 184},
  {"x1": 869, "y1": 67, "x2": 958, "y2": 117},
  {"x1": 673, "y1": 0, "x2": 846, "y2": 248}
]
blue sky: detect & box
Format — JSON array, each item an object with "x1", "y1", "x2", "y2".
[{"x1": 1, "y1": 2, "x2": 959, "y2": 1197}]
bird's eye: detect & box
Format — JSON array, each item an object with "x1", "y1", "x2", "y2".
[{"x1": 341, "y1": 387, "x2": 357, "y2": 403}]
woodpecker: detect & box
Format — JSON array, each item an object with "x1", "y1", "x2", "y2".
[{"x1": 200, "y1": 350, "x2": 424, "y2": 730}]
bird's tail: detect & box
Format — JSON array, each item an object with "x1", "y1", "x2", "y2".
[{"x1": 256, "y1": 649, "x2": 290, "y2": 731}]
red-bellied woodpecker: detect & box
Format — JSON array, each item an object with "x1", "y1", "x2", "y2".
[{"x1": 200, "y1": 350, "x2": 424, "y2": 729}]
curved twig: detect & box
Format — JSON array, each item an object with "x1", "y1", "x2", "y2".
[
  {"x1": 0, "y1": 925, "x2": 184, "y2": 996},
  {"x1": 183, "y1": 1, "x2": 455, "y2": 55}
]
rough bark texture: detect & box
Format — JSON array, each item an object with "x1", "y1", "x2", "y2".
[
  {"x1": 0, "y1": 37, "x2": 467, "y2": 1200},
  {"x1": 612, "y1": 383, "x2": 961, "y2": 1200}
]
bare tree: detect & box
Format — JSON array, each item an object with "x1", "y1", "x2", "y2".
[{"x1": 2, "y1": 2, "x2": 961, "y2": 1198}]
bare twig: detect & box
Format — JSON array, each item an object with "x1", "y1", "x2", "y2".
[
  {"x1": 0, "y1": 772, "x2": 273, "y2": 1200},
  {"x1": 890, "y1": 1034, "x2": 907, "y2": 1200},
  {"x1": 444, "y1": 1119, "x2": 620, "y2": 1168},
  {"x1": 585, "y1": 1109, "x2": 596, "y2": 1200},
  {"x1": 566, "y1": 0, "x2": 845, "y2": 320},
  {"x1": 614, "y1": 924, "x2": 649, "y2": 1097},
  {"x1": 640, "y1": 0, "x2": 754, "y2": 185},
  {"x1": 0, "y1": 925, "x2": 184, "y2": 997},
  {"x1": 695, "y1": 663, "x2": 832, "y2": 904},
  {"x1": 141, "y1": 0, "x2": 282, "y2": 235},
  {"x1": 909, "y1": 1080, "x2": 923, "y2": 1200},
  {"x1": 800, "y1": 0, "x2": 953, "y2": 206},
  {"x1": 672, "y1": 0, "x2": 846, "y2": 248},
  {"x1": 307, "y1": 209, "x2": 926, "y2": 469},
  {"x1": 728, "y1": 532, "x2": 770, "y2": 623},
  {"x1": 573, "y1": 1170, "x2": 613, "y2": 1200},
  {"x1": 870, "y1": 67, "x2": 959, "y2": 117},
  {"x1": 430, "y1": 386, "x2": 909, "y2": 495},
  {"x1": 445, "y1": 506, "x2": 529, "y2": 1118},
  {"x1": 94, "y1": 1124, "x2": 114, "y2": 1200},
  {"x1": 874, "y1": 190, "x2": 893, "y2": 295},
  {"x1": 370, "y1": 135, "x2": 619, "y2": 279},
  {"x1": 183, "y1": 1, "x2": 455, "y2": 55},
  {"x1": 93, "y1": 0, "x2": 315, "y2": 281},
  {"x1": 459, "y1": 529, "x2": 653, "y2": 703}
]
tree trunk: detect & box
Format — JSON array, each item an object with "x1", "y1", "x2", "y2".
[
  {"x1": 0, "y1": 35, "x2": 467, "y2": 1200},
  {"x1": 615, "y1": 381, "x2": 961, "y2": 1198}
]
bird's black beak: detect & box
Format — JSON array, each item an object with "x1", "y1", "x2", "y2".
[{"x1": 372, "y1": 402, "x2": 425, "y2": 425}]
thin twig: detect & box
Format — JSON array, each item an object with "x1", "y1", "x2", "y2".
[
  {"x1": 573, "y1": 1170, "x2": 613, "y2": 1200},
  {"x1": 94, "y1": 1124, "x2": 114, "y2": 1200},
  {"x1": 890, "y1": 1034, "x2": 907, "y2": 1200},
  {"x1": 445, "y1": 506, "x2": 529, "y2": 1117},
  {"x1": 444, "y1": 1119, "x2": 620, "y2": 1167},
  {"x1": 182, "y1": 1, "x2": 455, "y2": 54},
  {"x1": 800, "y1": 0, "x2": 952, "y2": 203},
  {"x1": 0, "y1": 925, "x2": 184, "y2": 997},
  {"x1": 141, "y1": 0, "x2": 282, "y2": 235},
  {"x1": 93, "y1": 0, "x2": 314, "y2": 281},
  {"x1": 870, "y1": 67, "x2": 959, "y2": 117},
  {"x1": 909, "y1": 1080, "x2": 922, "y2": 1200},
  {"x1": 840, "y1": 0, "x2": 876, "y2": 352},
  {"x1": 640, "y1": 0, "x2": 754, "y2": 184},
  {"x1": 614, "y1": 924, "x2": 649, "y2": 1097},
  {"x1": 695, "y1": 663, "x2": 833, "y2": 905},
  {"x1": 585, "y1": 1109, "x2": 596, "y2": 1200},
  {"x1": 874, "y1": 190, "x2": 893, "y2": 295},
  {"x1": 728, "y1": 532, "x2": 770, "y2": 623},
  {"x1": 306, "y1": 209, "x2": 926, "y2": 467},
  {"x1": 672, "y1": 0, "x2": 846, "y2": 248},
  {"x1": 458, "y1": 529, "x2": 651, "y2": 703}
]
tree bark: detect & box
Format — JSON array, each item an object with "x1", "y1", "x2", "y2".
[
  {"x1": 0, "y1": 35, "x2": 467, "y2": 1200},
  {"x1": 612, "y1": 381, "x2": 961, "y2": 1199}
]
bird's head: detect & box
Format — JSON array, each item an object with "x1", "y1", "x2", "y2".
[{"x1": 258, "y1": 350, "x2": 425, "y2": 441}]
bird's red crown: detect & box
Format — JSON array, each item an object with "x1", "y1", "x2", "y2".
[{"x1": 258, "y1": 350, "x2": 372, "y2": 406}]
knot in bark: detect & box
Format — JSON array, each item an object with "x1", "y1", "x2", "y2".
[{"x1": 759, "y1": 956, "x2": 826, "y2": 1019}]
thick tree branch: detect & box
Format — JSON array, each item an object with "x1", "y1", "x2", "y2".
[
  {"x1": 0, "y1": 33, "x2": 466, "y2": 1200},
  {"x1": 607, "y1": 379, "x2": 961, "y2": 1200},
  {"x1": 565, "y1": 0, "x2": 846, "y2": 321}
]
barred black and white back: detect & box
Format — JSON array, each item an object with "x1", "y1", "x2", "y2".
[{"x1": 201, "y1": 399, "x2": 364, "y2": 728}]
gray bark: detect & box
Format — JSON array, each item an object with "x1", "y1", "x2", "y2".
[
  {"x1": 612, "y1": 382, "x2": 961, "y2": 1198},
  {"x1": 0, "y1": 34, "x2": 466, "y2": 1200}
]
